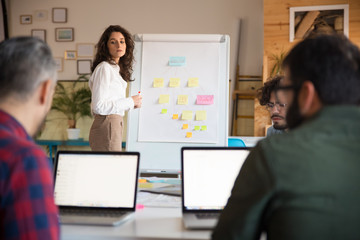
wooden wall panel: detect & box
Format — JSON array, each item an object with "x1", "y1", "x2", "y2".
[
  {"x1": 349, "y1": 1, "x2": 360, "y2": 45},
  {"x1": 256, "y1": 0, "x2": 359, "y2": 136}
]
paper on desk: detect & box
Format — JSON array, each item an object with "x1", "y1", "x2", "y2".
[
  {"x1": 137, "y1": 192, "x2": 181, "y2": 208},
  {"x1": 139, "y1": 182, "x2": 172, "y2": 188},
  {"x1": 144, "y1": 177, "x2": 181, "y2": 184}
]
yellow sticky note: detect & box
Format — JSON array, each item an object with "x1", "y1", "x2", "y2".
[
  {"x1": 201, "y1": 126, "x2": 207, "y2": 131},
  {"x1": 159, "y1": 94, "x2": 170, "y2": 104},
  {"x1": 186, "y1": 132, "x2": 193, "y2": 138},
  {"x1": 194, "y1": 126, "x2": 200, "y2": 131},
  {"x1": 139, "y1": 182, "x2": 154, "y2": 188},
  {"x1": 173, "y1": 114, "x2": 179, "y2": 119},
  {"x1": 182, "y1": 124, "x2": 189, "y2": 129},
  {"x1": 196, "y1": 110, "x2": 207, "y2": 121},
  {"x1": 188, "y1": 77, "x2": 199, "y2": 87},
  {"x1": 177, "y1": 95, "x2": 188, "y2": 105},
  {"x1": 161, "y1": 109, "x2": 167, "y2": 114},
  {"x1": 169, "y1": 78, "x2": 181, "y2": 87},
  {"x1": 153, "y1": 78, "x2": 164, "y2": 88},
  {"x1": 182, "y1": 111, "x2": 193, "y2": 120}
]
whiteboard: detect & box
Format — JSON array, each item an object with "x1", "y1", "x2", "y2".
[{"x1": 126, "y1": 34, "x2": 229, "y2": 171}]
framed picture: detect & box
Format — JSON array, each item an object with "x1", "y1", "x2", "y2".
[
  {"x1": 289, "y1": 4, "x2": 349, "y2": 42},
  {"x1": 64, "y1": 50, "x2": 77, "y2": 60},
  {"x1": 77, "y1": 43, "x2": 95, "y2": 58},
  {"x1": 54, "y1": 57, "x2": 63, "y2": 72},
  {"x1": 31, "y1": 29, "x2": 46, "y2": 42},
  {"x1": 52, "y1": 8, "x2": 67, "y2": 23},
  {"x1": 20, "y1": 15, "x2": 32, "y2": 24},
  {"x1": 77, "y1": 60, "x2": 92, "y2": 75},
  {"x1": 34, "y1": 10, "x2": 48, "y2": 21},
  {"x1": 55, "y1": 28, "x2": 74, "y2": 42}
]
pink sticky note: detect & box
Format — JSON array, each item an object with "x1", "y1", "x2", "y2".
[
  {"x1": 196, "y1": 95, "x2": 214, "y2": 105},
  {"x1": 136, "y1": 204, "x2": 145, "y2": 210}
]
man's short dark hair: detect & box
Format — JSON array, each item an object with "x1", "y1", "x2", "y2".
[
  {"x1": 282, "y1": 34, "x2": 360, "y2": 105},
  {"x1": 257, "y1": 75, "x2": 282, "y2": 105}
]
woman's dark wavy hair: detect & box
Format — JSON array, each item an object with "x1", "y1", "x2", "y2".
[
  {"x1": 91, "y1": 25, "x2": 135, "y2": 82},
  {"x1": 257, "y1": 75, "x2": 283, "y2": 105}
]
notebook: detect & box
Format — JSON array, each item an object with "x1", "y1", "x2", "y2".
[
  {"x1": 181, "y1": 147, "x2": 251, "y2": 229},
  {"x1": 53, "y1": 151, "x2": 140, "y2": 226}
]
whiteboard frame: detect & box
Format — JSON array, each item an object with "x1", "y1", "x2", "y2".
[{"x1": 126, "y1": 34, "x2": 230, "y2": 172}]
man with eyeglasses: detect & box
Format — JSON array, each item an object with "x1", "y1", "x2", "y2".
[
  {"x1": 213, "y1": 34, "x2": 360, "y2": 240},
  {"x1": 257, "y1": 76, "x2": 288, "y2": 136}
]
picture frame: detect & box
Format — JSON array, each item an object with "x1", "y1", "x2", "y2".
[
  {"x1": 55, "y1": 28, "x2": 74, "y2": 42},
  {"x1": 54, "y1": 57, "x2": 63, "y2": 72},
  {"x1": 20, "y1": 15, "x2": 32, "y2": 24},
  {"x1": 31, "y1": 29, "x2": 46, "y2": 42},
  {"x1": 34, "y1": 10, "x2": 48, "y2": 21},
  {"x1": 77, "y1": 60, "x2": 92, "y2": 75},
  {"x1": 289, "y1": 4, "x2": 349, "y2": 42},
  {"x1": 64, "y1": 50, "x2": 77, "y2": 60},
  {"x1": 52, "y1": 8, "x2": 67, "y2": 23},
  {"x1": 77, "y1": 43, "x2": 95, "y2": 58}
]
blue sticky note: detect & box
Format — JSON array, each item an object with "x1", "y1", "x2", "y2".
[
  {"x1": 169, "y1": 56, "x2": 186, "y2": 66},
  {"x1": 164, "y1": 179, "x2": 181, "y2": 184},
  {"x1": 147, "y1": 179, "x2": 165, "y2": 183}
]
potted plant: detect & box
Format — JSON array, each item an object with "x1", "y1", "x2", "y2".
[
  {"x1": 51, "y1": 75, "x2": 92, "y2": 140},
  {"x1": 269, "y1": 51, "x2": 286, "y2": 77}
]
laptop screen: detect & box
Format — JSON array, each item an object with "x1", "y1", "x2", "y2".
[
  {"x1": 182, "y1": 147, "x2": 250, "y2": 211},
  {"x1": 54, "y1": 151, "x2": 139, "y2": 209}
]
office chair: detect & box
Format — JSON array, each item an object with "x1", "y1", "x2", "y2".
[{"x1": 228, "y1": 138, "x2": 246, "y2": 147}]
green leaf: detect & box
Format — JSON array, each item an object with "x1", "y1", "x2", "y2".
[
  {"x1": 269, "y1": 51, "x2": 286, "y2": 77},
  {"x1": 50, "y1": 80, "x2": 92, "y2": 128}
]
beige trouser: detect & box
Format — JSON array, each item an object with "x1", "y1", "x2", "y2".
[{"x1": 89, "y1": 114, "x2": 123, "y2": 151}]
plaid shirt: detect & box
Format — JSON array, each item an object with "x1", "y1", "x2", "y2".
[{"x1": 0, "y1": 110, "x2": 59, "y2": 240}]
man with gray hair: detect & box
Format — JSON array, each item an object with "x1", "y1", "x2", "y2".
[{"x1": 0, "y1": 37, "x2": 59, "y2": 239}]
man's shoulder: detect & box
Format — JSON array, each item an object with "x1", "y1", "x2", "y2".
[
  {"x1": 266, "y1": 126, "x2": 285, "y2": 136},
  {"x1": 257, "y1": 129, "x2": 306, "y2": 159},
  {"x1": 257, "y1": 119, "x2": 330, "y2": 167},
  {"x1": 0, "y1": 133, "x2": 48, "y2": 167}
]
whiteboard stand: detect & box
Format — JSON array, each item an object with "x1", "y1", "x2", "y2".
[{"x1": 126, "y1": 34, "x2": 230, "y2": 173}]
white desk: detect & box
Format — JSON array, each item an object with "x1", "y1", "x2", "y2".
[{"x1": 61, "y1": 207, "x2": 211, "y2": 240}]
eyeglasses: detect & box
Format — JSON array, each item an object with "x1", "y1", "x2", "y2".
[{"x1": 266, "y1": 102, "x2": 287, "y2": 110}]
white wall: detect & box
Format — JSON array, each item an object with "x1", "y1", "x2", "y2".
[{"x1": 8, "y1": 0, "x2": 263, "y2": 138}]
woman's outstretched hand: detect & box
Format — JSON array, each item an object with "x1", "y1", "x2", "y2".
[{"x1": 132, "y1": 95, "x2": 142, "y2": 108}]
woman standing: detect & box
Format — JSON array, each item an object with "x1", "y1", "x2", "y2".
[{"x1": 89, "y1": 25, "x2": 142, "y2": 151}]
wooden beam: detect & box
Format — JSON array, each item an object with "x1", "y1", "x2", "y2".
[{"x1": 295, "y1": 11, "x2": 320, "y2": 39}]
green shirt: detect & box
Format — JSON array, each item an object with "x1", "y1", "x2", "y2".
[{"x1": 212, "y1": 106, "x2": 360, "y2": 240}]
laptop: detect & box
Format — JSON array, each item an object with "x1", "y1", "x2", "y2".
[
  {"x1": 181, "y1": 147, "x2": 251, "y2": 229},
  {"x1": 53, "y1": 151, "x2": 140, "y2": 226}
]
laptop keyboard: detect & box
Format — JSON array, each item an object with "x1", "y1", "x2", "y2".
[
  {"x1": 60, "y1": 208, "x2": 127, "y2": 217},
  {"x1": 195, "y1": 212, "x2": 220, "y2": 219}
]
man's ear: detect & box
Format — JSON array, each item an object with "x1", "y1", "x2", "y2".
[
  {"x1": 38, "y1": 79, "x2": 53, "y2": 105},
  {"x1": 298, "y1": 81, "x2": 322, "y2": 116}
]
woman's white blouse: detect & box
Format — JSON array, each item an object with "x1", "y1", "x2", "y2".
[{"x1": 89, "y1": 61, "x2": 134, "y2": 116}]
